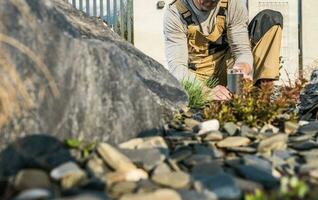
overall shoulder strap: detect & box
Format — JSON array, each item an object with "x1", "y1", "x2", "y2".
[
  {"x1": 218, "y1": 0, "x2": 228, "y2": 17},
  {"x1": 205, "y1": 0, "x2": 229, "y2": 42},
  {"x1": 171, "y1": 0, "x2": 195, "y2": 26}
]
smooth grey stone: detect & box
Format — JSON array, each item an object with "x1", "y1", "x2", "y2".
[
  {"x1": 273, "y1": 150, "x2": 293, "y2": 160},
  {"x1": 0, "y1": 135, "x2": 73, "y2": 179},
  {"x1": 120, "y1": 189, "x2": 182, "y2": 200},
  {"x1": 289, "y1": 135, "x2": 313, "y2": 143},
  {"x1": 50, "y1": 162, "x2": 83, "y2": 181},
  {"x1": 152, "y1": 171, "x2": 191, "y2": 189},
  {"x1": 225, "y1": 158, "x2": 242, "y2": 168},
  {"x1": 206, "y1": 142, "x2": 224, "y2": 159},
  {"x1": 226, "y1": 147, "x2": 257, "y2": 154},
  {"x1": 258, "y1": 134, "x2": 288, "y2": 153},
  {"x1": 223, "y1": 122, "x2": 239, "y2": 136},
  {"x1": 153, "y1": 163, "x2": 172, "y2": 175},
  {"x1": 234, "y1": 165, "x2": 279, "y2": 189},
  {"x1": 119, "y1": 137, "x2": 169, "y2": 156},
  {"x1": 240, "y1": 126, "x2": 258, "y2": 139},
  {"x1": 305, "y1": 158, "x2": 318, "y2": 166},
  {"x1": 0, "y1": 0, "x2": 187, "y2": 147},
  {"x1": 217, "y1": 137, "x2": 251, "y2": 148},
  {"x1": 110, "y1": 181, "x2": 137, "y2": 197},
  {"x1": 184, "y1": 118, "x2": 201, "y2": 129},
  {"x1": 298, "y1": 163, "x2": 318, "y2": 174},
  {"x1": 297, "y1": 122, "x2": 318, "y2": 135},
  {"x1": 14, "y1": 169, "x2": 51, "y2": 191},
  {"x1": 192, "y1": 162, "x2": 224, "y2": 180},
  {"x1": 97, "y1": 143, "x2": 147, "y2": 179},
  {"x1": 170, "y1": 147, "x2": 192, "y2": 162},
  {"x1": 291, "y1": 140, "x2": 318, "y2": 150},
  {"x1": 166, "y1": 159, "x2": 181, "y2": 171},
  {"x1": 199, "y1": 173, "x2": 241, "y2": 200},
  {"x1": 193, "y1": 120, "x2": 220, "y2": 135},
  {"x1": 86, "y1": 155, "x2": 111, "y2": 177},
  {"x1": 235, "y1": 178, "x2": 263, "y2": 193},
  {"x1": 50, "y1": 162, "x2": 86, "y2": 189},
  {"x1": 182, "y1": 155, "x2": 214, "y2": 168},
  {"x1": 299, "y1": 149, "x2": 318, "y2": 158},
  {"x1": 165, "y1": 131, "x2": 195, "y2": 142},
  {"x1": 193, "y1": 144, "x2": 217, "y2": 156},
  {"x1": 203, "y1": 131, "x2": 223, "y2": 141},
  {"x1": 242, "y1": 155, "x2": 272, "y2": 173},
  {"x1": 14, "y1": 189, "x2": 52, "y2": 200},
  {"x1": 119, "y1": 148, "x2": 165, "y2": 171},
  {"x1": 137, "y1": 179, "x2": 160, "y2": 193},
  {"x1": 178, "y1": 190, "x2": 217, "y2": 200}
]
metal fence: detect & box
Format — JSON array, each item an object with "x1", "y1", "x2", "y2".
[{"x1": 67, "y1": 0, "x2": 133, "y2": 43}]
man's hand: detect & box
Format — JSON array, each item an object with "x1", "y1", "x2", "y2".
[
  {"x1": 233, "y1": 62, "x2": 252, "y2": 80},
  {"x1": 203, "y1": 85, "x2": 232, "y2": 101}
]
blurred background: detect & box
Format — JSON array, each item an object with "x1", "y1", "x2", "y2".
[{"x1": 66, "y1": 0, "x2": 318, "y2": 83}]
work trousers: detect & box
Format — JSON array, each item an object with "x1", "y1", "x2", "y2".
[{"x1": 190, "y1": 9, "x2": 284, "y2": 85}]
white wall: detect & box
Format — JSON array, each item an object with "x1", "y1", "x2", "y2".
[
  {"x1": 133, "y1": 0, "x2": 168, "y2": 67},
  {"x1": 302, "y1": 0, "x2": 318, "y2": 79}
]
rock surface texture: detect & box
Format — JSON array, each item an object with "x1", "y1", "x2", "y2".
[
  {"x1": 0, "y1": 0, "x2": 188, "y2": 146},
  {"x1": 299, "y1": 70, "x2": 318, "y2": 120}
]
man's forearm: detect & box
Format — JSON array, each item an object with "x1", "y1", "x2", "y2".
[{"x1": 168, "y1": 63, "x2": 203, "y2": 85}]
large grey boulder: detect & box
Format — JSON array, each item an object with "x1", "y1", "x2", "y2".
[{"x1": 0, "y1": 0, "x2": 188, "y2": 147}]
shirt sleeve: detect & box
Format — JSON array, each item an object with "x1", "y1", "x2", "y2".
[
  {"x1": 163, "y1": 6, "x2": 202, "y2": 84},
  {"x1": 227, "y1": 0, "x2": 254, "y2": 77}
]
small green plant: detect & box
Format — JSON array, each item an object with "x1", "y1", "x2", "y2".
[
  {"x1": 181, "y1": 79, "x2": 207, "y2": 109},
  {"x1": 65, "y1": 138, "x2": 96, "y2": 158},
  {"x1": 245, "y1": 177, "x2": 309, "y2": 200},
  {"x1": 204, "y1": 79, "x2": 306, "y2": 127},
  {"x1": 245, "y1": 190, "x2": 267, "y2": 200},
  {"x1": 280, "y1": 177, "x2": 309, "y2": 199}
]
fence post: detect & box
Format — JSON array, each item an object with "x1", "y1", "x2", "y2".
[
  {"x1": 120, "y1": 0, "x2": 125, "y2": 37},
  {"x1": 100, "y1": 0, "x2": 104, "y2": 16},
  {"x1": 79, "y1": 0, "x2": 83, "y2": 11},
  {"x1": 93, "y1": 0, "x2": 97, "y2": 16},
  {"x1": 127, "y1": 0, "x2": 132, "y2": 43},
  {"x1": 86, "y1": 0, "x2": 90, "y2": 15},
  {"x1": 113, "y1": 0, "x2": 117, "y2": 30},
  {"x1": 72, "y1": 0, "x2": 76, "y2": 8},
  {"x1": 107, "y1": 0, "x2": 111, "y2": 24}
]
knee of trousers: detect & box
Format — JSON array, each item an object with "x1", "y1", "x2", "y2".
[{"x1": 248, "y1": 9, "x2": 284, "y2": 45}]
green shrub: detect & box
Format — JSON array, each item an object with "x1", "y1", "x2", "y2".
[{"x1": 203, "y1": 80, "x2": 306, "y2": 127}]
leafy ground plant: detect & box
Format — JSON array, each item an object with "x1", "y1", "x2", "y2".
[
  {"x1": 203, "y1": 79, "x2": 306, "y2": 127},
  {"x1": 245, "y1": 177, "x2": 309, "y2": 200},
  {"x1": 181, "y1": 79, "x2": 207, "y2": 109},
  {"x1": 65, "y1": 138, "x2": 96, "y2": 158}
]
